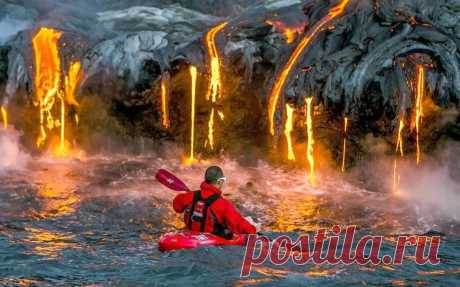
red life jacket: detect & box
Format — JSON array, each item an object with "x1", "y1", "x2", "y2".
[{"x1": 185, "y1": 191, "x2": 231, "y2": 238}]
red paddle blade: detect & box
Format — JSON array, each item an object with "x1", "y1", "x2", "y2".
[{"x1": 155, "y1": 169, "x2": 191, "y2": 192}]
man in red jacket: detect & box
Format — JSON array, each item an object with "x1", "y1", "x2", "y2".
[{"x1": 173, "y1": 166, "x2": 257, "y2": 238}]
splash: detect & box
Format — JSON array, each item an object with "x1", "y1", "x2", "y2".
[
  {"x1": 268, "y1": 0, "x2": 350, "y2": 135},
  {"x1": 160, "y1": 75, "x2": 170, "y2": 129},
  {"x1": 341, "y1": 117, "x2": 349, "y2": 173},
  {"x1": 305, "y1": 98, "x2": 315, "y2": 186},
  {"x1": 204, "y1": 22, "x2": 228, "y2": 150},
  {"x1": 1, "y1": 106, "x2": 7, "y2": 128},
  {"x1": 393, "y1": 119, "x2": 405, "y2": 193},
  {"x1": 284, "y1": 104, "x2": 295, "y2": 161},
  {"x1": 188, "y1": 66, "x2": 198, "y2": 163},
  {"x1": 32, "y1": 27, "x2": 62, "y2": 148},
  {"x1": 415, "y1": 64, "x2": 425, "y2": 165}
]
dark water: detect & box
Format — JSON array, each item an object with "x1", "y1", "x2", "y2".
[{"x1": 0, "y1": 154, "x2": 459, "y2": 286}]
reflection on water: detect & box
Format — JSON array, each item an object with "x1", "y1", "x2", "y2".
[{"x1": 22, "y1": 227, "x2": 79, "y2": 258}]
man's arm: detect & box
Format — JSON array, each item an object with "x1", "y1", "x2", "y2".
[{"x1": 223, "y1": 202, "x2": 257, "y2": 234}]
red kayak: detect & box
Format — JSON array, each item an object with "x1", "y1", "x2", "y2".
[{"x1": 158, "y1": 231, "x2": 247, "y2": 252}]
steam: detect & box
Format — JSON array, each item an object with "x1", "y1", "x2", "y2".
[{"x1": 0, "y1": 129, "x2": 29, "y2": 170}]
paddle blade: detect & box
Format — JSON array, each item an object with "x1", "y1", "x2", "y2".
[{"x1": 155, "y1": 169, "x2": 190, "y2": 192}]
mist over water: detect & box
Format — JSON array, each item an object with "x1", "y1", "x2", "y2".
[{"x1": 0, "y1": 128, "x2": 29, "y2": 170}]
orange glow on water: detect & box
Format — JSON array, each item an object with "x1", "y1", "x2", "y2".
[
  {"x1": 1, "y1": 106, "x2": 7, "y2": 128},
  {"x1": 189, "y1": 66, "x2": 197, "y2": 162},
  {"x1": 32, "y1": 27, "x2": 62, "y2": 148},
  {"x1": 415, "y1": 65, "x2": 425, "y2": 165},
  {"x1": 341, "y1": 117, "x2": 349, "y2": 173},
  {"x1": 160, "y1": 75, "x2": 170, "y2": 129},
  {"x1": 268, "y1": 0, "x2": 350, "y2": 135},
  {"x1": 305, "y1": 98, "x2": 315, "y2": 186},
  {"x1": 284, "y1": 104, "x2": 295, "y2": 161}
]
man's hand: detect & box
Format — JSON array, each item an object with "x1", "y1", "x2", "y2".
[{"x1": 245, "y1": 216, "x2": 261, "y2": 233}]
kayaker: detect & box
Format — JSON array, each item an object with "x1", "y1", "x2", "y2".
[{"x1": 173, "y1": 166, "x2": 258, "y2": 239}]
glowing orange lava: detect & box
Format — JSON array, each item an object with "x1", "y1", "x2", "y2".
[
  {"x1": 305, "y1": 98, "x2": 315, "y2": 186},
  {"x1": 265, "y1": 20, "x2": 305, "y2": 44},
  {"x1": 284, "y1": 104, "x2": 296, "y2": 161},
  {"x1": 160, "y1": 75, "x2": 170, "y2": 129},
  {"x1": 189, "y1": 66, "x2": 198, "y2": 162},
  {"x1": 204, "y1": 22, "x2": 228, "y2": 150},
  {"x1": 393, "y1": 119, "x2": 405, "y2": 193},
  {"x1": 415, "y1": 64, "x2": 425, "y2": 165},
  {"x1": 268, "y1": 0, "x2": 350, "y2": 135},
  {"x1": 341, "y1": 117, "x2": 349, "y2": 173},
  {"x1": 1, "y1": 106, "x2": 7, "y2": 128},
  {"x1": 32, "y1": 27, "x2": 63, "y2": 148}
]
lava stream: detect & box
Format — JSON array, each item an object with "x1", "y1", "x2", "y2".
[
  {"x1": 415, "y1": 64, "x2": 425, "y2": 165},
  {"x1": 284, "y1": 104, "x2": 296, "y2": 161},
  {"x1": 1, "y1": 106, "x2": 7, "y2": 128},
  {"x1": 341, "y1": 117, "x2": 349, "y2": 173},
  {"x1": 305, "y1": 98, "x2": 315, "y2": 186},
  {"x1": 189, "y1": 66, "x2": 198, "y2": 162},
  {"x1": 160, "y1": 75, "x2": 170, "y2": 129},
  {"x1": 268, "y1": 0, "x2": 350, "y2": 135},
  {"x1": 393, "y1": 119, "x2": 405, "y2": 193}
]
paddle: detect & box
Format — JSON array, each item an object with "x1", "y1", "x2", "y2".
[{"x1": 155, "y1": 169, "x2": 191, "y2": 192}]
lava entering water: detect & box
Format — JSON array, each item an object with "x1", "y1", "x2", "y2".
[
  {"x1": 188, "y1": 66, "x2": 198, "y2": 162},
  {"x1": 1, "y1": 106, "x2": 7, "y2": 128},
  {"x1": 415, "y1": 64, "x2": 425, "y2": 165},
  {"x1": 160, "y1": 75, "x2": 170, "y2": 129},
  {"x1": 305, "y1": 98, "x2": 315, "y2": 186},
  {"x1": 268, "y1": 0, "x2": 350, "y2": 136},
  {"x1": 204, "y1": 22, "x2": 228, "y2": 151},
  {"x1": 341, "y1": 117, "x2": 349, "y2": 173},
  {"x1": 284, "y1": 104, "x2": 296, "y2": 161}
]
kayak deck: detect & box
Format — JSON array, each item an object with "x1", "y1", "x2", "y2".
[{"x1": 158, "y1": 231, "x2": 246, "y2": 252}]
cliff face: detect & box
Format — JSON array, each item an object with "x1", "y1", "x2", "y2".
[{"x1": 1, "y1": 0, "x2": 459, "y2": 160}]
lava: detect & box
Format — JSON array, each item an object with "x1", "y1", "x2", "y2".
[
  {"x1": 415, "y1": 64, "x2": 425, "y2": 165},
  {"x1": 64, "y1": 62, "x2": 82, "y2": 107},
  {"x1": 341, "y1": 117, "x2": 349, "y2": 173},
  {"x1": 268, "y1": 0, "x2": 350, "y2": 135},
  {"x1": 32, "y1": 27, "x2": 63, "y2": 148},
  {"x1": 265, "y1": 20, "x2": 306, "y2": 44},
  {"x1": 160, "y1": 75, "x2": 170, "y2": 129},
  {"x1": 189, "y1": 66, "x2": 198, "y2": 162},
  {"x1": 305, "y1": 98, "x2": 315, "y2": 186},
  {"x1": 204, "y1": 22, "x2": 228, "y2": 150},
  {"x1": 207, "y1": 108, "x2": 215, "y2": 150},
  {"x1": 284, "y1": 104, "x2": 296, "y2": 161},
  {"x1": 1, "y1": 106, "x2": 7, "y2": 128},
  {"x1": 393, "y1": 119, "x2": 405, "y2": 193}
]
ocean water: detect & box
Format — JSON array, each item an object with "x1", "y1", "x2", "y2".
[{"x1": 0, "y1": 152, "x2": 459, "y2": 286}]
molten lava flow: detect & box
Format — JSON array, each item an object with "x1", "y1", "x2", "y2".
[
  {"x1": 189, "y1": 66, "x2": 198, "y2": 162},
  {"x1": 341, "y1": 117, "x2": 349, "y2": 173},
  {"x1": 393, "y1": 119, "x2": 405, "y2": 193},
  {"x1": 207, "y1": 108, "x2": 215, "y2": 150},
  {"x1": 64, "y1": 62, "x2": 82, "y2": 107},
  {"x1": 268, "y1": 0, "x2": 350, "y2": 135},
  {"x1": 415, "y1": 64, "x2": 425, "y2": 165},
  {"x1": 284, "y1": 104, "x2": 296, "y2": 161},
  {"x1": 1, "y1": 106, "x2": 7, "y2": 128},
  {"x1": 305, "y1": 98, "x2": 315, "y2": 186},
  {"x1": 160, "y1": 75, "x2": 170, "y2": 129},
  {"x1": 32, "y1": 27, "x2": 63, "y2": 147},
  {"x1": 204, "y1": 22, "x2": 228, "y2": 150},
  {"x1": 205, "y1": 21, "x2": 228, "y2": 102}
]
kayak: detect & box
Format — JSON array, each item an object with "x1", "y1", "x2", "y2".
[{"x1": 158, "y1": 231, "x2": 247, "y2": 252}]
